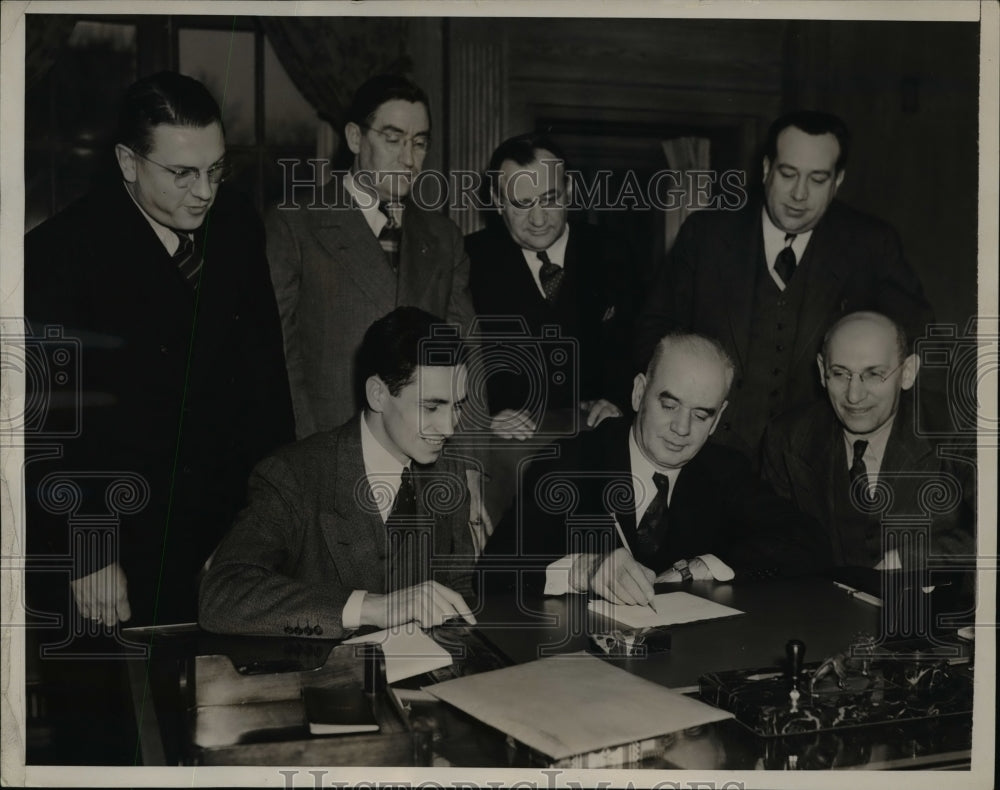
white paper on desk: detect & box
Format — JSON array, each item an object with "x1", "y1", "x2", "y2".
[
  {"x1": 588, "y1": 591, "x2": 744, "y2": 629},
  {"x1": 343, "y1": 625, "x2": 452, "y2": 683},
  {"x1": 424, "y1": 652, "x2": 733, "y2": 761}
]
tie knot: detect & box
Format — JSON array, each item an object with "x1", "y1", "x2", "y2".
[
  {"x1": 379, "y1": 201, "x2": 402, "y2": 228},
  {"x1": 852, "y1": 439, "x2": 869, "y2": 464},
  {"x1": 537, "y1": 249, "x2": 553, "y2": 266},
  {"x1": 652, "y1": 472, "x2": 670, "y2": 493},
  {"x1": 784, "y1": 233, "x2": 797, "y2": 245},
  {"x1": 173, "y1": 232, "x2": 194, "y2": 258}
]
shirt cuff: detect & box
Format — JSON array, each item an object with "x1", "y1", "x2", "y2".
[
  {"x1": 545, "y1": 554, "x2": 580, "y2": 596},
  {"x1": 342, "y1": 590, "x2": 367, "y2": 629}
]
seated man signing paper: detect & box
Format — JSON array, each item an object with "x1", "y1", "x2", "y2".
[
  {"x1": 200, "y1": 307, "x2": 477, "y2": 638},
  {"x1": 484, "y1": 332, "x2": 822, "y2": 604}
]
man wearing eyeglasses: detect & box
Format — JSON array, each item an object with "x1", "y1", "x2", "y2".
[
  {"x1": 267, "y1": 74, "x2": 476, "y2": 440},
  {"x1": 24, "y1": 70, "x2": 293, "y2": 631},
  {"x1": 465, "y1": 133, "x2": 637, "y2": 440},
  {"x1": 762, "y1": 311, "x2": 974, "y2": 572}
]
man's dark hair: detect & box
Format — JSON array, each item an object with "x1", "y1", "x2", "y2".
[
  {"x1": 357, "y1": 306, "x2": 465, "y2": 400},
  {"x1": 116, "y1": 71, "x2": 223, "y2": 155},
  {"x1": 345, "y1": 74, "x2": 431, "y2": 131},
  {"x1": 484, "y1": 132, "x2": 569, "y2": 206},
  {"x1": 764, "y1": 111, "x2": 851, "y2": 173}
]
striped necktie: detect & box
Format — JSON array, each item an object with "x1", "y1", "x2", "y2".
[
  {"x1": 172, "y1": 232, "x2": 203, "y2": 287},
  {"x1": 378, "y1": 201, "x2": 403, "y2": 273}
]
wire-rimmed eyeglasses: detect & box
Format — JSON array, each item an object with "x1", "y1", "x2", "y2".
[
  {"x1": 361, "y1": 124, "x2": 430, "y2": 154},
  {"x1": 824, "y1": 359, "x2": 906, "y2": 388},
  {"x1": 131, "y1": 149, "x2": 230, "y2": 188}
]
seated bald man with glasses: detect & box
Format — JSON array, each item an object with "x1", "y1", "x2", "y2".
[{"x1": 762, "y1": 311, "x2": 975, "y2": 575}]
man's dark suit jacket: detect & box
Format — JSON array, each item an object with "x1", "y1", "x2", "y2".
[
  {"x1": 483, "y1": 417, "x2": 822, "y2": 593},
  {"x1": 199, "y1": 416, "x2": 476, "y2": 639},
  {"x1": 466, "y1": 222, "x2": 636, "y2": 413},
  {"x1": 635, "y1": 200, "x2": 933, "y2": 459},
  {"x1": 761, "y1": 396, "x2": 976, "y2": 572},
  {"x1": 267, "y1": 183, "x2": 476, "y2": 438},
  {"x1": 24, "y1": 179, "x2": 294, "y2": 625}
]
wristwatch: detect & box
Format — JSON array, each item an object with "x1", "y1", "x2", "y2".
[{"x1": 672, "y1": 559, "x2": 693, "y2": 581}]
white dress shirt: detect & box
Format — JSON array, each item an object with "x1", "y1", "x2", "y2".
[
  {"x1": 341, "y1": 413, "x2": 411, "y2": 627},
  {"x1": 761, "y1": 208, "x2": 813, "y2": 291},
  {"x1": 520, "y1": 225, "x2": 570, "y2": 298}
]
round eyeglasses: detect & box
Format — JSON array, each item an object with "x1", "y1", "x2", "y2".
[
  {"x1": 131, "y1": 149, "x2": 230, "y2": 188},
  {"x1": 824, "y1": 360, "x2": 906, "y2": 388}
]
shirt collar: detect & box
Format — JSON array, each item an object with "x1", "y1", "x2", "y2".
[
  {"x1": 843, "y1": 412, "x2": 896, "y2": 467},
  {"x1": 519, "y1": 223, "x2": 570, "y2": 268},
  {"x1": 123, "y1": 181, "x2": 184, "y2": 255},
  {"x1": 761, "y1": 206, "x2": 813, "y2": 261},
  {"x1": 344, "y1": 170, "x2": 390, "y2": 237},
  {"x1": 360, "y1": 410, "x2": 408, "y2": 479},
  {"x1": 628, "y1": 422, "x2": 681, "y2": 511}
]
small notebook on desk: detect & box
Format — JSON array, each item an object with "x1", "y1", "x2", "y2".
[
  {"x1": 302, "y1": 685, "x2": 379, "y2": 735},
  {"x1": 589, "y1": 591, "x2": 744, "y2": 629}
]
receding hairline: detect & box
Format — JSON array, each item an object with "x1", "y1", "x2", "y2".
[
  {"x1": 647, "y1": 333, "x2": 736, "y2": 395},
  {"x1": 821, "y1": 311, "x2": 908, "y2": 362}
]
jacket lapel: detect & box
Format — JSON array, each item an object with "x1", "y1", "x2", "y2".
[
  {"x1": 313, "y1": 185, "x2": 398, "y2": 310},
  {"x1": 723, "y1": 207, "x2": 763, "y2": 372},
  {"x1": 398, "y1": 204, "x2": 442, "y2": 306},
  {"x1": 322, "y1": 418, "x2": 388, "y2": 592}
]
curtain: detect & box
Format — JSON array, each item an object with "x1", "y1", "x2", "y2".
[
  {"x1": 260, "y1": 17, "x2": 412, "y2": 164},
  {"x1": 660, "y1": 137, "x2": 711, "y2": 254}
]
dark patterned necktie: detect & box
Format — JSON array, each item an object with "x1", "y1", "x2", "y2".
[
  {"x1": 537, "y1": 249, "x2": 564, "y2": 302},
  {"x1": 849, "y1": 439, "x2": 872, "y2": 505},
  {"x1": 378, "y1": 201, "x2": 403, "y2": 273},
  {"x1": 386, "y1": 466, "x2": 417, "y2": 530},
  {"x1": 634, "y1": 472, "x2": 670, "y2": 567},
  {"x1": 172, "y1": 232, "x2": 203, "y2": 287},
  {"x1": 774, "y1": 233, "x2": 797, "y2": 286}
]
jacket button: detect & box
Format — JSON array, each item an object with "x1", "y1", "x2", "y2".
[
  {"x1": 160, "y1": 345, "x2": 168, "y2": 354},
  {"x1": 314, "y1": 625, "x2": 323, "y2": 636},
  {"x1": 284, "y1": 625, "x2": 293, "y2": 634},
  {"x1": 293, "y1": 626, "x2": 302, "y2": 635},
  {"x1": 303, "y1": 625, "x2": 314, "y2": 636},
  {"x1": 233, "y1": 313, "x2": 240, "y2": 321}
]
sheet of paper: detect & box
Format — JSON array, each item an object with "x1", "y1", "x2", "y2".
[
  {"x1": 343, "y1": 625, "x2": 453, "y2": 684},
  {"x1": 588, "y1": 591, "x2": 744, "y2": 629},
  {"x1": 424, "y1": 652, "x2": 732, "y2": 761}
]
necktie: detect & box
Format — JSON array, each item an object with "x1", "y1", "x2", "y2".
[
  {"x1": 849, "y1": 439, "x2": 872, "y2": 505},
  {"x1": 537, "y1": 250, "x2": 564, "y2": 302},
  {"x1": 378, "y1": 201, "x2": 403, "y2": 273},
  {"x1": 386, "y1": 466, "x2": 417, "y2": 530},
  {"x1": 634, "y1": 472, "x2": 670, "y2": 567},
  {"x1": 172, "y1": 232, "x2": 203, "y2": 287},
  {"x1": 774, "y1": 233, "x2": 797, "y2": 286},
  {"x1": 385, "y1": 466, "x2": 422, "y2": 592}
]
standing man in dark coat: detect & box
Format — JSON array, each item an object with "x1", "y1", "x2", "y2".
[
  {"x1": 466, "y1": 133, "x2": 635, "y2": 439},
  {"x1": 636, "y1": 111, "x2": 933, "y2": 461},
  {"x1": 24, "y1": 71, "x2": 293, "y2": 632}
]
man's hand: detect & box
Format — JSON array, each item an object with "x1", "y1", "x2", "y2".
[
  {"x1": 581, "y1": 398, "x2": 623, "y2": 428},
  {"x1": 589, "y1": 548, "x2": 656, "y2": 605},
  {"x1": 465, "y1": 468, "x2": 494, "y2": 556},
  {"x1": 359, "y1": 581, "x2": 477, "y2": 630},
  {"x1": 490, "y1": 408, "x2": 537, "y2": 440},
  {"x1": 70, "y1": 562, "x2": 131, "y2": 627}
]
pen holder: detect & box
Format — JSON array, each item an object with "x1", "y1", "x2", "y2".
[{"x1": 363, "y1": 644, "x2": 387, "y2": 695}]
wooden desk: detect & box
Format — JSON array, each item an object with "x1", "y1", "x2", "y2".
[{"x1": 125, "y1": 576, "x2": 974, "y2": 769}]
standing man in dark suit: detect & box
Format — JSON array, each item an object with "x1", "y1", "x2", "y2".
[
  {"x1": 636, "y1": 111, "x2": 933, "y2": 461},
  {"x1": 23, "y1": 71, "x2": 293, "y2": 762},
  {"x1": 466, "y1": 133, "x2": 635, "y2": 439},
  {"x1": 200, "y1": 307, "x2": 477, "y2": 638},
  {"x1": 267, "y1": 74, "x2": 476, "y2": 440},
  {"x1": 762, "y1": 311, "x2": 975, "y2": 574},
  {"x1": 484, "y1": 332, "x2": 820, "y2": 603}
]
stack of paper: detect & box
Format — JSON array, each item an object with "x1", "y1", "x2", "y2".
[
  {"x1": 588, "y1": 591, "x2": 744, "y2": 629},
  {"x1": 424, "y1": 652, "x2": 732, "y2": 762}
]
